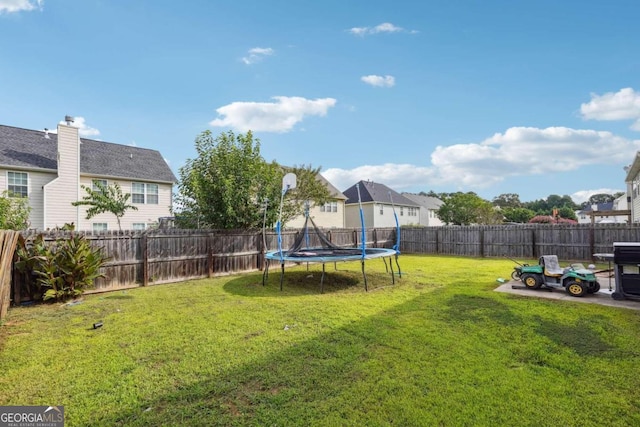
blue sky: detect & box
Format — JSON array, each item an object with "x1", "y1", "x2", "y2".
[{"x1": 1, "y1": 0, "x2": 639, "y2": 203}]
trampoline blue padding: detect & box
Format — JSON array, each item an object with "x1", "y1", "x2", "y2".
[{"x1": 265, "y1": 247, "x2": 397, "y2": 264}]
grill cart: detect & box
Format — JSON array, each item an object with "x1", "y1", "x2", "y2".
[{"x1": 611, "y1": 242, "x2": 640, "y2": 301}]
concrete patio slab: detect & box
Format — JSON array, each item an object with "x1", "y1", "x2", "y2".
[{"x1": 494, "y1": 274, "x2": 640, "y2": 311}]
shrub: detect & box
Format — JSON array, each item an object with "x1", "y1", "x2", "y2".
[
  {"x1": 15, "y1": 234, "x2": 108, "y2": 301},
  {"x1": 528, "y1": 215, "x2": 578, "y2": 224}
]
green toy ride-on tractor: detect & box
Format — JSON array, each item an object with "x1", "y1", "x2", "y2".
[{"x1": 513, "y1": 255, "x2": 600, "y2": 297}]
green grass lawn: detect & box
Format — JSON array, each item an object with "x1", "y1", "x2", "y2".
[{"x1": 1, "y1": 255, "x2": 639, "y2": 426}]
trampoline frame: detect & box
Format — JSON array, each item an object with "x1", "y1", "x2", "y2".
[{"x1": 262, "y1": 180, "x2": 402, "y2": 292}]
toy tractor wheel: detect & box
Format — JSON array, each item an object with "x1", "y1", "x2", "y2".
[
  {"x1": 521, "y1": 274, "x2": 542, "y2": 290},
  {"x1": 587, "y1": 281, "x2": 600, "y2": 294},
  {"x1": 566, "y1": 280, "x2": 587, "y2": 297},
  {"x1": 511, "y1": 270, "x2": 521, "y2": 281}
]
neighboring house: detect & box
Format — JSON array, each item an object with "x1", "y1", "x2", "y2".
[
  {"x1": 401, "y1": 193, "x2": 444, "y2": 226},
  {"x1": 342, "y1": 180, "x2": 420, "y2": 228},
  {"x1": 0, "y1": 118, "x2": 176, "y2": 231},
  {"x1": 626, "y1": 152, "x2": 640, "y2": 223},
  {"x1": 575, "y1": 200, "x2": 629, "y2": 224},
  {"x1": 286, "y1": 174, "x2": 346, "y2": 229}
]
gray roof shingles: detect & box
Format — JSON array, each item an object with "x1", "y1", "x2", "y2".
[
  {"x1": 343, "y1": 180, "x2": 419, "y2": 206},
  {"x1": 0, "y1": 124, "x2": 176, "y2": 183}
]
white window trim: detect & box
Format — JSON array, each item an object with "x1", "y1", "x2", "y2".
[
  {"x1": 132, "y1": 182, "x2": 159, "y2": 205},
  {"x1": 7, "y1": 171, "x2": 29, "y2": 198}
]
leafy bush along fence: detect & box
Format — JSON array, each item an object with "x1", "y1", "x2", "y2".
[
  {"x1": 401, "y1": 223, "x2": 640, "y2": 260},
  {"x1": 11, "y1": 228, "x2": 397, "y2": 303}
]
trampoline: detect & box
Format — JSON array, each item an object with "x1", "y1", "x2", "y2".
[{"x1": 262, "y1": 174, "x2": 401, "y2": 292}]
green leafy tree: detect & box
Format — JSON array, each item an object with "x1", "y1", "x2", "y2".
[
  {"x1": 492, "y1": 193, "x2": 522, "y2": 208},
  {"x1": 502, "y1": 207, "x2": 536, "y2": 223},
  {"x1": 72, "y1": 183, "x2": 138, "y2": 231},
  {"x1": 436, "y1": 192, "x2": 496, "y2": 225},
  {"x1": 0, "y1": 191, "x2": 31, "y2": 229},
  {"x1": 523, "y1": 194, "x2": 579, "y2": 215},
  {"x1": 557, "y1": 206, "x2": 577, "y2": 220},
  {"x1": 587, "y1": 193, "x2": 615, "y2": 205},
  {"x1": 176, "y1": 130, "x2": 329, "y2": 229},
  {"x1": 280, "y1": 164, "x2": 331, "y2": 226}
]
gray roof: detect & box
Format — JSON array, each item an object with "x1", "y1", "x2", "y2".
[
  {"x1": 402, "y1": 193, "x2": 443, "y2": 209},
  {"x1": 0, "y1": 124, "x2": 176, "y2": 183},
  {"x1": 343, "y1": 180, "x2": 419, "y2": 206}
]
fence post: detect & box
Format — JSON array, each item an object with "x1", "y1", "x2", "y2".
[
  {"x1": 479, "y1": 227, "x2": 485, "y2": 258},
  {"x1": 531, "y1": 228, "x2": 537, "y2": 259},
  {"x1": 589, "y1": 224, "x2": 595, "y2": 260},
  {"x1": 207, "y1": 233, "x2": 214, "y2": 278},
  {"x1": 141, "y1": 234, "x2": 148, "y2": 286}
]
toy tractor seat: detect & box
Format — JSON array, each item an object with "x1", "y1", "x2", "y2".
[{"x1": 540, "y1": 255, "x2": 564, "y2": 277}]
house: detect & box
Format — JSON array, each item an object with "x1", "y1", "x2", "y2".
[
  {"x1": 625, "y1": 152, "x2": 640, "y2": 223},
  {"x1": 401, "y1": 193, "x2": 444, "y2": 226},
  {"x1": 575, "y1": 199, "x2": 630, "y2": 224},
  {"x1": 342, "y1": 180, "x2": 420, "y2": 228},
  {"x1": 285, "y1": 174, "x2": 347, "y2": 229},
  {"x1": 0, "y1": 118, "x2": 176, "y2": 231}
]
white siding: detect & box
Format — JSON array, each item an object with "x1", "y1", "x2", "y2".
[
  {"x1": 346, "y1": 203, "x2": 421, "y2": 228},
  {"x1": 76, "y1": 176, "x2": 173, "y2": 230},
  {"x1": 43, "y1": 124, "x2": 80, "y2": 229},
  {"x1": 0, "y1": 168, "x2": 56, "y2": 229},
  {"x1": 286, "y1": 199, "x2": 345, "y2": 229}
]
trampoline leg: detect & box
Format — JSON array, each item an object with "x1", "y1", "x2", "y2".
[
  {"x1": 321, "y1": 263, "x2": 326, "y2": 293},
  {"x1": 383, "y1": 257, "x2": 389, "y2": 273},
  {"x1": 279, "y1": 263, "x2": 285, "y2": 291},
  {"x1": 389, "y1": 256, "x2": 395, "y2": 285},
  {"x1": 262, "y1": 259, "x2": 269, "y2": 286},
  {"x1": 395, "y1": 254, "x2": 402, "y2": 278},
  {"x1": 362, "y1": 260, "x2": 368, "y2": 292}
]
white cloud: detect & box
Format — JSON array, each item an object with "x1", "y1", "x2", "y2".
[
  {"x1": 209, "y1": 96, "x2": 337, "y2": 133},
  {"x1": 580, "y1": 87, "x2": 640, "y2": 130},
  {"x1": 0, "y1": 0, "x2": 42, "y2": 13},
  {"x1": 571, "y1": 188, "x2": 624, "y2": 205},
  {"x1": 58, "y1": 116, "x2": 100, "y2": 137},
  {"x1": 323, "y1": 164, "x2": 435, "y2": 193},
  {"x1": 324, "y1": 126, "x2": 640, "y2": 192},
  {"x1": 430, "y1": 126, "x2": 640, "y2": 186},
  {"x1": 347, "y1": 22, "x2": 417, "y2": 36},
  {"x1": 361, "y1": 75, "x2": 395, "y2": 88},
  {"x1": 241, "y1": 47, "x2": 274, "y2": 65}
]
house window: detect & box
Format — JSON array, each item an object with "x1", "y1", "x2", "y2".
[
  {"x1": 93, "y1": 223, "x2": 108, "y2": 232},
  {"x1": 400, "y1": 207, "x2": 404, "y2": 216},
  {"x1": 320, "y1": 201, "x2": 337, "y2": 213},
  {"x1": 92, "y1": 179, "x2": 107, "y2": 191},
  {"x1": 132, "y1": 223, "x2": 147, "y2": 230},
  {"x1": 132, "y1": 183, "x2": 159, "y2": 204},
  {"x1": 379, "y1": 205, "x2": 384, "y2": 215},
  {"x1": 7, "y1": 171, "x2": 28, "y2": 197}
]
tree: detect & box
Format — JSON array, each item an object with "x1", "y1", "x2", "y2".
[
  {"x1": 72, "y1": 183, "x2": 138, "y2": 231},
  {"x1": 280, "y1": 164, "x2": 331, "y2": 226},
  {"x1": 436, "y1": 192, "x2": 496, "y2": 225},
  {"x1": 557, "y1": 206, "x2": 577, "y2": 220},
  {"x1": 492, "y1": 193, "x2": 522, "y2": 208},
  {"x1": 502, "y1": 207, "x2": 535, "y2": 223},
  {"x1": 0, "y1": 191, "x2": 31, "y2": 229},
  {"x1": 587, "y1": 193, "x2": 615, "y2": 205},
  {"x1": 176, "y1": 130, "x2": 330, "y2": 229}
]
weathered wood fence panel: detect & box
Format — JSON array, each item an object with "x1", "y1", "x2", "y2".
[
  {"x1": 400, "y1": 223, "x2": 640, "y2": 260},
  {"x1": 13, "y1": 223, "x2": 639, "y2": 305},
  {"x1": 0, "y1": 230, "x2": 20, "y2": 321}
]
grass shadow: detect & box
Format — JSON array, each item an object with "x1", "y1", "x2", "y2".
[{"x1": 223, "y1": 269, "x2": 396, "y2": 297}]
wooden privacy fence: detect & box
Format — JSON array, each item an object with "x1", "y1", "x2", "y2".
[
  {"x1": 12, "y1": 227, "x2": 397, "y2": 301},
  {"x1": 401, "y1": 223, "x2": 640, "y2": 260},
  {"x1": 0, "y1": 230, "x2": 20, "y2": 321},
  {"x1": 12, "y1": 223, "x2": 637, "y2": 304}
]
